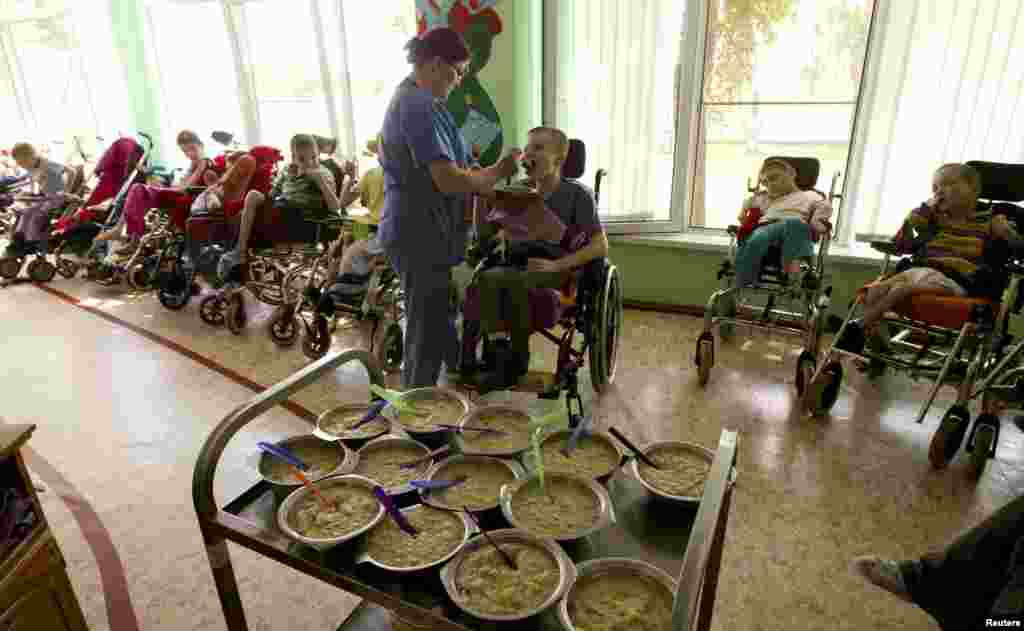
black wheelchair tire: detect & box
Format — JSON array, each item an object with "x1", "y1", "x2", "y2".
[
  {"x1": 268, "y1": 304, "x2": 300, "y2": 348},
  {"x1": 0, "y1": 257, "x2": 22, "y2": 279},
  {"x1": 27, "y1": 258, "x2": 56, "y2": 283},
  {"x1": 199, "y1": 294, "x2": 226, "y2": 326}
]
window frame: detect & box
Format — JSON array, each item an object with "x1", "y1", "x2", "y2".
[{"x1": 542, "y1": 0, "x2": 879, "y2": 241}]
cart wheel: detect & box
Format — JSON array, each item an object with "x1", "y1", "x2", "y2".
[
  {"x1": 966, "y1": 413, "x2": 999, "y2": 479},
  {"x1": 695, "y1": 332, "x2": 714, "y2": 387},
  {"x1": 928, "y1": 406, "x2": 970, "y2": 469},
  {"x1": 26, "y1": 259, "x2": 55, "y2": 283},
  {"x1": 302, "y1": 315, "x2": 331, "y2": 360},
  {"x1": 794, "y1": 350, "x2": 816, "y2": 396},
  {"x1": 199, "y1": 294, "x2": 226, "y2": 327},
  {"x1": 56, "y1": 258, "x2": 79, "y2": 279},
  {"x1": 0, "y1": 257, "x2": 23, "y2": 280},
  {"x1": 803, "y1": 361, "x2": 843, "y2": 416},
  {"x1": 225, "y1": 293, "x2": 246, "y2": 335},
  {"x1": 373, "y1": 320, "x2": 404, "y2": 374},
  {"x1": 268, "y1": 304, "x2": 299, "y2": 348}
]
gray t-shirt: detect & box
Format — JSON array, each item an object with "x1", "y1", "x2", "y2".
[
  {"x1": 30, "y1": 158, "x2": 67, "y2": 196},
  {"x1": 541, "y1": 179, "x2": 601, "y2": 237}
]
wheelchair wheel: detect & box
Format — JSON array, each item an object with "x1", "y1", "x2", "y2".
[
  {"x1": 794, "y1": 350, "x2": 816, "y2": 396},
  {"x1": 158, "y1": 269, "x2": 192, "y2": 311},
  {"x1": 803, "y1": 361, "x2": 843, "y2": 416},
  {"x1": 26, "y1": 258, "x2": 55, "y2": 283},
  {"x1": 966, "y1": 413, "x2": 999, "y2": 479},
  {"x1": 56, "y1": 258, "x2": 79, "y2": 279},
  {"x1": 373, "y1": 320, "x2": 404, "y2": 374},
  {"x1": 928, "y1": 406, "x2": 970, "y2": 469},
  {"x1": 0, "y1": 257, "x2": 23, "y2": 280},
  {"x1": 695, "y1": 332, "x2": 714, "y2": 387},
  {"x1": 225, "y1": 293, "x2": 246, "y2": 335},
  {"x1": 589, "y1": 265, "x2": 624, "y2": 392},
  {"x1": 302, "y1": 315, "x2": 331, "y2": 360},
  {"x1": 199, "y1": 294, "x2": 226, "y2": 327},
  {"x1": 268, "y1": 304, "x2": 300, "y2": 348}
]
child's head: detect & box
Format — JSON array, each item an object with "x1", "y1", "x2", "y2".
[
  {"x1": 523, "y1": 127, "x2": 569, "y2": 179},
  {"x1": 933, "y1": 163, "x2": 981, "y2": 212},
  {"x1": 290, "y1": 134, "x2": 319, "y2": 171},
  {"x1": 176, "y1": 130, "x2": 204, "y2": 162},
  {"x1": 759, "y1": 159, "x2": 798, "y2": 197},
  {"x1": 313, "y1": 135, "x2": 337, "y2": 156},
  {"x1": 11, "y1": 142, "x2": 38, "y2": 170}
]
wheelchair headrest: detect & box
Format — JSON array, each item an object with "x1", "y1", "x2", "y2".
[
  {"x1": 764, "y1": 156, "x2": 820, "y2": 191},
  {"x1": 965, "y1": 161, "x2": 1024, "y2": 203},
  {"x1": 563, "y1": 139, "x2": 585, "y2": 179}
]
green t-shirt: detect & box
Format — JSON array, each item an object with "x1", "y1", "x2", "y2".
[{"x1": 271, "y1": 166, "x2": 335, "y2": 220}]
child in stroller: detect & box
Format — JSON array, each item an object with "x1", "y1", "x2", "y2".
[
  {"x1": 51, "y1": 137, "x2": 144, "y2": 236},
  {"x1": 4, "y1": 142, "x2": 74, "y2": 256}
]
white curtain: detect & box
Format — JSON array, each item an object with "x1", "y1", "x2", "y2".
[
  {"x1": 553, "y1": 0, "x2": 686, "y2": 223},
  {"x1": 846, "y1": 0, "x2": 1024, "y2": 240}
]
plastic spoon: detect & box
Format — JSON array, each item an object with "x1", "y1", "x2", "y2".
[
  {"x1": 463, "y1": 507, "x2": 517, "y2": 570},
  {"x1": 435, "y1": 424, "x2": 508, "y2": 435},
  {"x1": 257, "y1": 441, "x2": 309, "y2": 471},
  {"x1": 347, "y1": 400, "x2": 388, "y2": 431},
  {"x1": 607, "y1": 427, "x2": 662, "y2": 469},
  {"x1": 409, "y1": 476, "x2": 467, "y2": 491},
  {"x1": 257, "y1": 444, "x2": 336, "y2": 511},
  {"x1": 373, "y1": 486, "x2": 417, "y2": 536}
]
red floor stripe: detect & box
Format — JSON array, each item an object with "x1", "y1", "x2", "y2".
[{"x1": 34, "y1": 284, "x2": 317, "y2": 422}]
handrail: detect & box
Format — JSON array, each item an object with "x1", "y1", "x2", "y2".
[
  {"x1": 673, "y1": 429, "x2": 739, "y2": 630},
  {"x1": 193, "y1": 348, "x2": 384, "y2": 521}
]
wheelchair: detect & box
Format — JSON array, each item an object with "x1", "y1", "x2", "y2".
[
  {"x1": 282, "y1": 219, "x2": 405, "y2": 365},
  {"x1": 802, "y1": 161, "x2": 1024, "y2": 478},
  {"x1": 459, "y1": 138, "x2": 622, "y2": 421},
  {"x1": 696, "y1": 156, "x2": 841, "y2": 387}
]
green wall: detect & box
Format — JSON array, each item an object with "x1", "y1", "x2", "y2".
[{"x1": 107, "y1": 0, "x2": 164, "y2": 162}]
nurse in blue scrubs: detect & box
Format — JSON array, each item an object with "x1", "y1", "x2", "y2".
[{"x1": 378, "y1": 27, "x2": 520, "y2": 388}]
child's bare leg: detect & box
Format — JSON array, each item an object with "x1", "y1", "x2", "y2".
[
  {"x1": 324, "y1": 237, "x2": 345, "y2": 281},
  {"x1": 235, "y1": 191, "x2": 263, "y2": 263}
]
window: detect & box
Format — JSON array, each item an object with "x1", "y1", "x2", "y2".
[
  {"x1": 145, "y1": 0, "x2": 414, "y2": 170},
  {"x1": 0, "y1": 0, "x2": 128, "y2": 161},
  {"x1": 692, "y1": 0, "x2": 874, "y2": 232},
  {"x1": 145, "y1": 0, "x2": 245, "y2": 161},
  {"x1": 545, "y1": 0, "x2": 875, "y2": 236}
]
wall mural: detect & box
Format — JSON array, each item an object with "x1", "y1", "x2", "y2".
[{"x1": 416, "y1": 0, "x2": 504, "y2": 166}]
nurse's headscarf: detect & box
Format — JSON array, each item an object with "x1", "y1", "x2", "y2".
[{"x1": 404, "y1": 26, "x2": 470, "y2": 66}]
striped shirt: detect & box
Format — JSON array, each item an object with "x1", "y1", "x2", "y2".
[{"x1": 894, "y1": 203, "x2": 1018, "y2": 276}]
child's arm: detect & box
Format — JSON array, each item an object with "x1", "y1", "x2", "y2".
[{"x1": 309, "y1": 168, "x2": 340, "y2": 212}]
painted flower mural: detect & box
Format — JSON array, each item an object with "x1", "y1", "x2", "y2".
[{"x1": 416, "y1": 0, "x2": 504, "y2": 166}]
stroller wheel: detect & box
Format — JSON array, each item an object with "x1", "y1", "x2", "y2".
[
  {"x1": 966, "y1": 413, "x2": 999, "y2": 479},
  {"x1": 199, "y1": 294, "x2": 226, "y2": 326},
  {"x1": 302, "y1": 316, "x2": 331, "y2": 361},
  {"x1": 26, "y1": 258, "x2": 56, "y2": 283},
  {"x1": 694, "y1": 332, "x2": 714, "y2": 387},
  {"x1": 56, "y1": 258, "x2": 80, "y2": 279},
  {"x1": 226, "y1": 293, "x2": 246, "y2": 335},
  {"x1": 803, "y1": 361, "x2": 843, "y2": 417},
  {"x1": 268, "y1": 304, "x2": 299, "y2": 347},
  {"x1": 928, "y1": 406, "x2": 970, "y2": 469},
  {"x1": 794, "y1": 350, "x2": 816, "y2": 396},
  {"x1": 0, "y1": 257, "x2": 22, "y2": 280},
  {"x1": 373, "y1": 320, "x2": 404, "y2": 374}
]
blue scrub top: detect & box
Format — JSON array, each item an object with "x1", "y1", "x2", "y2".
[{"x1": 377, "y1": 76, "x2": 470, "y2": 268}]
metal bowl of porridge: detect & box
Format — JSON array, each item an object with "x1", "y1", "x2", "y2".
[
  {"x1": 276, "y1": 474, "x2": 385, "y2": 552},
  {"x1": 440, "y1": 528, "x2": 576, "y2": 622},
  {"x1": 499, "y1": 473, "x2": 614, "y2": 542},
  {"x1": 454, "y1": 405, "x2": 533, "y2": 457},
  {"x1": 380, "y1": 387, "x2": 470, "y2": 437},
  {"x1": 539, "y1": 430, "x2": 623, "y2": 482},
  {"x1": 357, "y1": 504, "x2": 476, "y2": 573},
  {"x1": 420, "y1": 454, "x2": 523, "y2": 513},
  {"x1": 557, "y1": 558, "x2": 677, "y2": 631},
  {"x1": 258, "y1": 435, "x2": 356, "y2": 502},
  {"x1": 353, "y1": 436, "x2": 432, "y2": 495},
  {"x1": 314, "y1": 403, "x2": 391, "y2": 445},
  {"x1": 629, "y1": 441, "x2": 717, "y2": 505}
]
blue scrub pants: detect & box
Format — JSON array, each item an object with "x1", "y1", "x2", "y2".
[
  {"x1": 387, "y1": 250, "x2": 459, "y2": 388},
  {"x1": 734, "y1": 218, "x2": 815, "y2": 287}
]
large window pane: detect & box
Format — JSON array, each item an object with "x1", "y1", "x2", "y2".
[
  {"x1": 321, "y1": 0, "x2": 416, "y2": 170},
  {"x1": 0, "y1": 39, "x2": 21, "y2": 151},
  {"x1": 146, "y1": 0, "x2": 244, "y2": 163},
  {"x1": 553, "y1": 0, "x2": 686, "y2": 224},
  {"x1": 691, "y1": 0, "x2": 873, "y2": 230},
  {"x1": 236, "y1": 0, "x2": 332, "y2": 151}
]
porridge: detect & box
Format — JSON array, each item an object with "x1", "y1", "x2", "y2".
[
  {"x1": 319, "y1": 407, "x2": 388, "y2": 439},
  {"x1": 355, "y1": 443, "x2": 430, "y2": 489},
  {"x1": 428, "y1": 461, "x2": 516, "y2": 511},
  {"x1": 540, "y1": 433, "x2": 620, "y2": 479},
  {"x1": 366, "y1": 506, "x2": 465, "y2": 568},
  {"x1": 568, "y1": 572, "x2": 673, "y2": 631},
  {"x1": 456, "y1": 543, "x2": 560, "y2": 616},
  {"x1": 396, "y1": 395, "x2": 465, "y2": 432},
  {"x1": 459, "y1": 409, "x2": 531, "y2": 453},
  {"x1": 263, "y1": 444, "x2": 342, "y2": 484},
  {"x1": 638, "y1": 445, "x2": 710, "y2": 498},
  {"x1": 509, "y1": 476, "x2": 600, "y2": 538},
  {"x1": 288, "y1": 483, "x2": 379, "y2": 539}
]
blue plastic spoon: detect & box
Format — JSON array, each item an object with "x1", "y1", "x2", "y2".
[{"x1": 257, "y1": 442, "x2": 309, "y2": 471}]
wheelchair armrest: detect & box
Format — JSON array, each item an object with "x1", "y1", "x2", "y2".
[{"x1": 870, "y1": 241, "x2": 901, "y2": 255}]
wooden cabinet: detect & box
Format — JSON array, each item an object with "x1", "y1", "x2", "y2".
[{"x1": 0, "y1": 425, "x2": 88, "y2": 631}]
